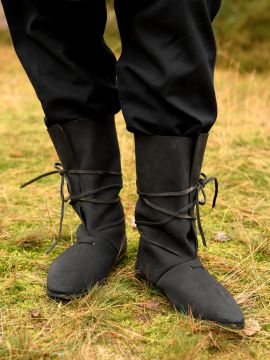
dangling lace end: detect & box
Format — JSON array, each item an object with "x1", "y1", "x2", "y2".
[
  {"x1": 45, "y1": 239, "x2": 59, "y2": 254},
  {"x1": 20, "y1": 162, "x2": 122, "y2": 253},
  {"x1": 199, "y1": 174, "x2": 219, "y2": 209},
  {"x1": 20, "y1": 170, "x2": 59, "y2": 189},
  {"x1": 201, "y1": 232, "x2": 207, "y2": 248},
  {"x1": 45, "y1": 221, "x2": 63, "y2": 254},
  {"x1": 196, "y1": 194, "x2": 207, "y2": 247},
  {"x1": 197, "y1": 174, "x2": 219, "y2": 246},
  {"x1": 212, "y1": 177, "x2": 218, "y2": 208},
  {"x1": 46, "y1": 195, "x2": 65, "y2": 254}
]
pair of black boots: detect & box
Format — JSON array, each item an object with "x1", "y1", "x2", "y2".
[{"x1": 23, "y1": 116, "x2": 244, "y2": 328}]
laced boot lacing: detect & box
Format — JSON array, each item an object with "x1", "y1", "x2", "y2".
[
  {"x1": 136, "y1": 173, "x2": 218, "y2": 248},
  {"x1": 21, "y1": 163, "x2": 124, "y2": 253}
]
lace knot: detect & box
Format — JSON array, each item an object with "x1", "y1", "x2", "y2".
[
  {"x1": 195, "y1": 173, "x2": 218, "y2": 246},
  {"x1": 136, "y1": 172, "x2": 219, "y2": 248},
  {"x1": 20, "y1": 163, "x2": 122, "y2": 253}
]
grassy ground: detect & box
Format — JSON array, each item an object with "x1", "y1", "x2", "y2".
[
  {"x1": 214, "y1": 0, "x2": 270, "y2": 72},
  {"x1": 0, "y1": 40, "x2": 270, "y2": 359}
]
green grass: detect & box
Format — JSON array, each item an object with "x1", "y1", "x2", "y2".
[
  {"x1": 0, "y1": 40, "x2": 270, "y2": 359},
  {"x1": 214, "y1": 0, "x2": 270, "y2": 72}
]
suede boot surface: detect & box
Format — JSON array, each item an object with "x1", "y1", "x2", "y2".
[
  {"x1": 27, "y1": 117, "x2": 127, "y2": 298},
  {"x1": 134, "y1": 134, "x2": 244, "y2": 328}
]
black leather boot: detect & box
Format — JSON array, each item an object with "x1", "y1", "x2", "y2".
[
  {"x1": 22, "y1": 116, "x2": 126, "y2": 299},
  {"x1": 134, "y1": 134, "x2": 244, "y2": 328}
]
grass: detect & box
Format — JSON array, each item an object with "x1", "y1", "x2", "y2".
[
  {"x1": 0, "y1": 38, "x2": 270, "y2": 359},
  {"x1": 214, "y1": 0, "x2": 270, "y2": 73}
]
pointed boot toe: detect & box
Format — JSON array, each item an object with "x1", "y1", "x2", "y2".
[{"x1": 156, "y1": 259, "x2": 244, "y2": 328}]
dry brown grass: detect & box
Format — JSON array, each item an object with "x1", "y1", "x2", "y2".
[{"x1": 0, "y1": 44, "x2": 269, "y2": 359}]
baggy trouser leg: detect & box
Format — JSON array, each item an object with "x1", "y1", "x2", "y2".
[
  {"x1": 115, "y1": 0, "x2": 221, "y2": 136},
  {"x1": 2, "y1": 0, "x2": 120, "y2": 126}
]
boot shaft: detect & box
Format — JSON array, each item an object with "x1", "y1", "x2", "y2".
[
  {"x1": 134, "y1": 133, "x2": 209, "y2": 263},
  {"x1": 48, "y1": 116, "x2": 121, "y2": 172},
  {"x1": 135, "y1": 133, "x2": 208, "y2": 192},
  {"x1": 48, "y1": 117, "x2": 125, "y2": 233}
]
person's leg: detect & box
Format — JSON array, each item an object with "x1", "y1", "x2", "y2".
[
  {"x1": 2, "y1": 0, "x2": 120, "y2": 125},
  {"x1": 115, "y1": 0, "x2": 220, "y2": 136},
  {"x1": 3, "y1": 0, "x2": 126, "y2": 298},
  {"x1": 115, "y1": 0, "x2": 244, "y2": 327}
]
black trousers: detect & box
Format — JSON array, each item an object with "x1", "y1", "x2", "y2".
[{"x1": 2, "y1": 0, "x2": 221, "y2": 136}]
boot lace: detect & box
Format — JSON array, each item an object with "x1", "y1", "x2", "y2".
[
  {"x1": 136, "y1": 173, "x2": 218, "y2": 247},
  {"x1": 20, "y1": 163, "x2": 123, "y2": 253}
]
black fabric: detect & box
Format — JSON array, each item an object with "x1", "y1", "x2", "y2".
[
  {"x1": 45, "y1": 117, "x2": 127, "y2": 298},
  {"x1": 156, "y1": 258, "x2": 244, "y2": 326},
  {"x1": 135, "y1": 134, "x2": 244, "y2": 327},
  {"x1": 3, "y1": 0, "x2": 244, "y2": 325},
  {"x1": 2, "y1": 0, "x2": 120, "y2": 126},
  {"x1": 3, "y1": 0, "x2": 221, "y2": 135}
]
